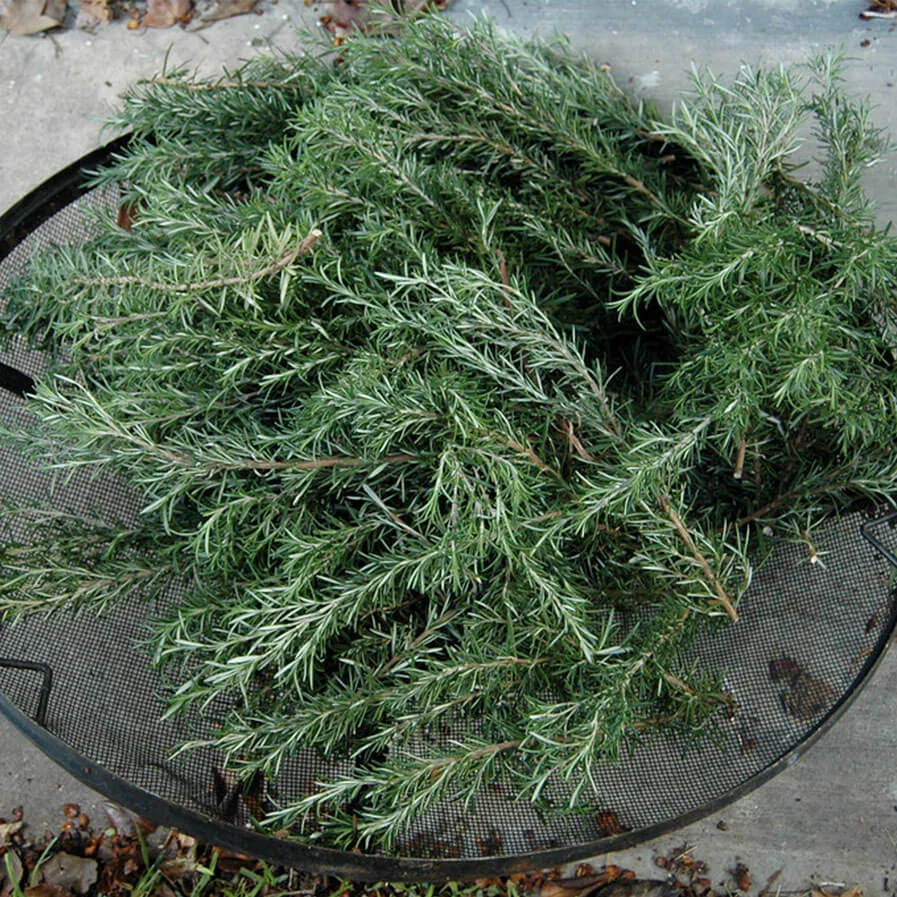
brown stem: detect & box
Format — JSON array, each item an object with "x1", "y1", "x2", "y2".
[
  {"x1": 637, "y1": 129, "x2": 673, "y2": 144},
  {"x1": 659, "y1": 494, "x2": 739, "y2": 621},
  {"x1": 73, "y1": 229, "x2": 322, "y2": 293},
  {"x1": 496, "y1": 434, "x2": 565, "y2": 482},
  {"x1": 429, "y1": 740, "x2": 522, "y2": 779},
  {"x1": 624, "y1": 173, "x2": 660, "y2": 203},
  {"x1": 494, "y1": 247, "x2": 513, "y2": 310},
  {"x1": 735, "y1": 493, "x2": 789, "y2": 528},
  {"x1": 377, "y1": 609, "x2": 459, "y2": 678},
  {"x1": 212, "y1": 452, "x2": 415, "y2": 472},
  {"x1": 145, "y1": 77, "x2": 310, "y2": 92},
  {"x1": 618, "y1": 608, "x2": 691, "y2": 692},
  {"x1": 127, "y1": 435, "x2": 414, "y2": 474},
  {"x1": 92, "y1": 311, "x2": 168, "y2": 326},
  {"x1": 794, "y1": 223, "x2": 844, "y2": 250},
  {"x1": 555, "y1": 415, "x2": 595, "y2": 462},
  {"x1": 733, "y1": 436, "x2": 747, "y2": 480},
  {"x1": 495, "y1": 247, "x2": 510, "y2": 285},
  {"x1": 662, "y1": 670, "x2": 694, "y2": 695}
]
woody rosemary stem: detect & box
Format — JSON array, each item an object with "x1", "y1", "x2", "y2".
[
  {"x1": 659, "y1": 495, "x2": 739, "y2": 621},
  {"x1": 72, "y1": 229, "x2": 323, "y2": 293}
]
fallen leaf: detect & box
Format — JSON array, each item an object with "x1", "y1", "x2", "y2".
[
  {"x1": 539, "y1": 880, "x2": 582, "y2": 897},
  {"x1": 38, "y1": 853, "x2": 98, "y2": 896},
  {"x1": 0, "y1": 0, "x2": 64, "y2": 34},
  {"x1": 187, "y1": 0, "x2": 254, "y2": 28},
  {"x1": 158, "y1": 831, "x2": 199, "y2": 880},
  {"x1": 74, "y1": 0, "x2": 110, "y2": 29},
  {"x1": 162, "y1": 831, "x2": 197, "y2": 859},
  {"x1": 211, "y1": 846, "x2": 256, "y2": 876},
  {"x1": 596, "y1": 809, "x2": 630, "y2": 837},
  {"x1": 141, "y1": 0, "x2": 189, "y2": 27},
  {"x1": 0, "y1": 823, "x2": 22, "y2": 846},
  {"x1": 541, "y1": 880, "x2": 593, "y2": 897},
  {"x1": 540, "y1": 870, "x2": 623, "y2": 897},
  {"x1": 310, "y1": 0, "x2": 451, "y2": 41},
  {"x1": 758, "y1": 869, "x2": 783, "y2": 897},
  {"x1": 24, "y1": 884, "x2": 67, "y2": 897},
  {"x1": 595, "y1": 882, "x2": 679, "y2": 897},
  {"x1": 732, "y1": 863, "x2": 751, "y2": 892},
  {"x1": 103, "y1": 803, "x2": 137, "y2": 839}
]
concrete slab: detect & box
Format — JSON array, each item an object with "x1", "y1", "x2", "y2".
[
  {"x1": 0, "y1": 717, "x2": 108, "y2": 838},
  {"x1": 2, "y1": 0, "x2": 897, "y2": 890},
  {"x1": 0, "y1": 1, "x2": 320, "y2": 213}
]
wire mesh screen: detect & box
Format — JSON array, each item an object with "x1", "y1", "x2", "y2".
[{"x1": 0, "y1": 148, "x2": 895, "y2": 878}]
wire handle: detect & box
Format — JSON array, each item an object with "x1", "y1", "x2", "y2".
[
  {"x1": 0, "y1": 658, "x2": 52, "y2": 726},
  {"x1": 860, "y1": 510, "x2": 897, "y2": 570}
]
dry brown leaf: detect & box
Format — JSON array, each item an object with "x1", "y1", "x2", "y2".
[
  {"x1": 38, "y1": 853, "x2": 97, "y2": 896},
  {"x1": 211, "y1": 846, "x2": 257, "y2": 876},
  {"x1": 539, "y1": 869, "x2": 636, "y2": 897},
  {"x1": 141, "y1": 0, "x2": 189, "y2": 27},
  {"x1": 541, "y1": 882, "x2": 597, "y2": 897},
  {"x1": 187, "y1": 0, "x2": 254, "y2": 29},
  {"x1": 0, "y1": 823, "x2": 22, "y2": 846},
  {"x1": 103, "y1": 803, "x2": 137, "y2": 838},
  {"x1": 732, "y1": 863, "x2": 751, "y2": 892},
  {"x1": 24, "y1": 884, "x2": 67, "y2": 897},
  {"x1": 596, "y1": 808, "x2": 629, "y2": 837},
  {"x1": 161, "y1": 830, "x2": 197, "y2": 859},
  {"x1": 74, "y1": 0, "x2": 110, "y2": 29},
  {"x1": 0, "y1": 0, "x2": 64, "y2": 35},
  {"x1": 158, "y1": 831, "x2": 199, "y2": 880},
  {"x1": 593, "y1": 882, "x2": 679, "y2": 897},
  {"x1": 152, "y1": 883, "x2": 178, "y2": 897},
  {"x1": 541, "y1": 882, "x2": 582, "y2": 897},
  {"x1": 310, "y1": 0, "x2": 451, "y2": 42}
]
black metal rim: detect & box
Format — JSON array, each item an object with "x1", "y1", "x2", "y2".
[{"x1": 1, "y1": 142, "x2": 896, "y2": 882}]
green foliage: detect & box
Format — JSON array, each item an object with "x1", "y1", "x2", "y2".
[{"x1": 1, "y1": 15, "x2": 896, "y2": 852}]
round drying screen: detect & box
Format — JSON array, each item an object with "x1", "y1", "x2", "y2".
[{"x1": 1, "y1": 144, "x2": 895, "y2": 881}]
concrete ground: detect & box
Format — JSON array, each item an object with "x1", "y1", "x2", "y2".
[{"x1": 2, "y1": 0, "x2": 897, "y2": 891}]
